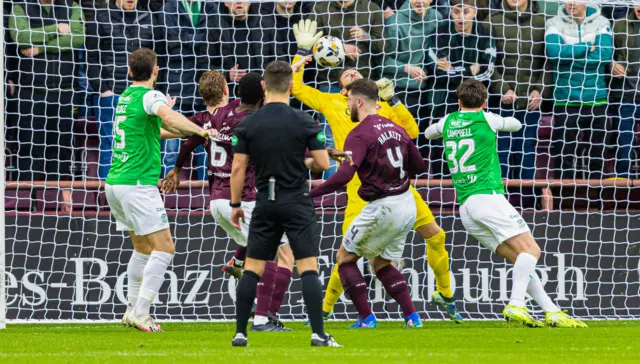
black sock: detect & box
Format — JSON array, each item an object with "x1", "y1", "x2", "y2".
[
  {"x1": 236, "y1": 270, "x2": 260, "y2": 336},
  {"x1": 300, "y1": 270, "x2": 325, "y2": 338}
]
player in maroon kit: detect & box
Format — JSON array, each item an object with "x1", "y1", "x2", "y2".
[
  {"x1": 310, "y1": 79, "x2": 427, "y2": 328},
  {"x1": 162, "y1": 72, "x2": 294, "y2": 332}
]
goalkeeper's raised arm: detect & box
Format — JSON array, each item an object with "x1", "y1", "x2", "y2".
[{"x1": 290, "y1": 19, "x2": 419, "y2": 148}]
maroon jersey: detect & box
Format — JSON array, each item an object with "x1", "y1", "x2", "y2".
[
  {"x1": 178, "y1": 100, "x2": 256, "y2": 201},
  {"x1": 344, "y1": 114, "x2": 427, "y2": 201}
]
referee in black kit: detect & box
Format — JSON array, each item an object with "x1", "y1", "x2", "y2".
[{"x1": 229, "y1": 61, "x2": 341, "y2": 348}]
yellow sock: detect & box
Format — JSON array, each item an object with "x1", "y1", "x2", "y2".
[
  {"x1": 426, "y1": 229, "x2": 453, "y2": 298},
  {"x1": 322, "y1": 264, "x2": 344, "y2": 312}
]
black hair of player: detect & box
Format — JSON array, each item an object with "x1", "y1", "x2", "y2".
[
  {"x1": 450, "y1": 0, "x2": 476, "y2": 8},
  {"x1": 345, "y1": 78, "x2": 378, "y2": 102},
  {"x1": 238, "y1": 72, "x2": 264, "y2": 106},
  {"x1": 456, "y1": 79, "x2": 487, "y2": 108},
  {"x1": 337, "y1": 67, "x2": 356, "y2": 89},
  {"x1": 128, "y1": 48, "x2": 157, "y2": 81},
  {"x1": 263, "y1": 61, "x2": 293, "y2": 93}
]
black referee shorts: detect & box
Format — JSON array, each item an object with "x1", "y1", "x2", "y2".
[{"x1": 247, "y1": 189, "x2": 320, "y2": 261}]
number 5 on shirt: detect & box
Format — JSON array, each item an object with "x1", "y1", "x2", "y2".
[{"x1": 114, "y1": 115, "x2": 127, "y2": 150}]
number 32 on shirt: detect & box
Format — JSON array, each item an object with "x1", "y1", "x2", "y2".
[{"x1": 445, "y1": 139, "x2": 476, "y2": 174}]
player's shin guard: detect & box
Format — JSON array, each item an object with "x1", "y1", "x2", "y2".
[
  {"x1": 134, "y1": 251, "x2": 174, "y2": 319},
  {"x1": 510, "y1": 253, "x2": 537, "y2": 307},
  {"x1": 376, "y1": 264, "x2": 416, "y2": 317},
  {"x1": 338, "y1": 262, "x2": 373, "y2": 319},
  {"x1": 127, "y1": 251, "x2": 149, "y2": 308},
  {"x1": 236, "y1": 270, "x2": 260, "y2": 336},
  {"x1": 322, "y1": 264, "x2": 344, "y2": 313},
  {"x1": 254, "y1": 262, "x2": 277, "y2": 323},
  {"x1": 425, "y1": 230, "x2": 453, "y2": 298},
  {"x1": 300, "y1": 270, "x2": 326, "y2": 338},
  {"x1": 269, "y1": 267, "x2": 292, "y2": 315}
]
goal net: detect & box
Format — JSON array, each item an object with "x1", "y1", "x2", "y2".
[{"x1": 2, "y1": 0, "x2": 639, "y2": 325}]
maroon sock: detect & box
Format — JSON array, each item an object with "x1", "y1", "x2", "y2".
[
  {"x1": 233, "y1": 246, "x2": 247, "y2": 263},
  {"x1": 268, "y1": 266, "x2": 292, "y2": 315},
  {"x1": 376, "y1": 264, "x2": 416, "y2": 317},
  {"x1": 338, "y1": 262, "x2": 372, "y2": 319},
  {"x1": 255, "y1": 261, "x2": 277, "y2": 317}
]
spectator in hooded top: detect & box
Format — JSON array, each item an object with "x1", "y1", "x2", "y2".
[
  {"x1": 9, "y1": 0, "x2": 85, "y2": 187},
  {"x1": 427, "y1": 0, "x2": 496, "y2": 119},
  {"x1": 485, "y1": 0, "x2": 546, "y2": 179},
  {"x1": 158, "y1": 0, "x2": 218, "y2": 177},
  {"x1": 425, "y1": 0, "x2": 496, "y2": 176},
  {"x1": 86, "y1": 0, "x2": 163, "y2": 179},
  {"x1": 259, "y1": 1, "x2": 314, "y2": 62},
  {"x1": 545, "y1": 2, "x2": 613, "y2": 179},
  {"x1": 311, "y1": 0, "x2": 387, "y2": 87},
  {"x1": 209, "y1": 1, "x2": 276, "y2": 95},
  {"x1": 611, "y1": 5, "x2": 640, "y2": 179},
  {"x1": 381, "y1": 0, "x2": 442, "y2": 124}
]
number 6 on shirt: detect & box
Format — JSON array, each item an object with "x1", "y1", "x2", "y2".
[{"x1": 209, "y1": 140, "x2": 227, "y2": 167}]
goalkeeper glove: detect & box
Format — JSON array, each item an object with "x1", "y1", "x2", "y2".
[
  {"x1": 293, "y1": 19, "x2": 323, "y2": 57},
  {"x1": 376, "y1": 78, "x2": 400, "y2": 106}
]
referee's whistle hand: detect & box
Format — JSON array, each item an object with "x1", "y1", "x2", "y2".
[{"x1": 230, "y1": 207, "x2": 245, "y2": 230}]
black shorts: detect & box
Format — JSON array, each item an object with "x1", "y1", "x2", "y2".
[{"x1": 247, "y1": 189, "x2": 319, "y2": 261}]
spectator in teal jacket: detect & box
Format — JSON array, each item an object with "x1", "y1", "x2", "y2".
[
  {"x1": 381, "y1": 0, "x2": 442, "y2": 123},
  {"x1": 545, "y1": 3, "x2": 613, "y2": 179}
]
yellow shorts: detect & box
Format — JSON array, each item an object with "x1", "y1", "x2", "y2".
[{"x1": 342, "y1": 186, "x2": 435, "y2": 235}]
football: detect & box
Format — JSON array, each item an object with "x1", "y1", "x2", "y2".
[{"x1": 313, "y1": 36, "x2": 346, "y2": 68}]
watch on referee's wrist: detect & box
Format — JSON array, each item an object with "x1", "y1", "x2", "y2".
[
  {"x1": 229, "y1": 201, "x2": 241, "y2": 208},
  {"x1": 387, "y1": 96, "x2": 401, "y2": 107}
]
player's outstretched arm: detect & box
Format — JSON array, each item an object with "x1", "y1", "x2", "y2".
[
  {"x1": 309, "y1": 162, "x2": 356, "y2": 197},
  {"x1": 160, "y1": 128, "x2": 184, "y2": 140},
  {"x1": 160, "y1": 135, "x2": 204, "y2": 194},
  {"x1": 485, "y1": 112, "x2": 522, "y2": 133},
  {"x1": 378, "y1": 78, "x2": 420, "y2": 139},
  {"x1": 424, "y1": 117, "x2": 446, "y2": 140},
  {"x1": 157, "y1": 104, "x2": 215, "y2": 139},
  {"x1": 291, "y1": 19, "x2": 332, "y2": 114}
]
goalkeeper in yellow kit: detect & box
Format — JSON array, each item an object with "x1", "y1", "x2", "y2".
[{"x1": 292, "y1": 19, "x2": 462, "y2": 324}]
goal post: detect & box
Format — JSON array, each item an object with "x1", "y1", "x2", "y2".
[
  {"x1": 2, "y1": 0, "x2": 640, "y2": 324},
  {"x1": 1, "y1": 0, "x2": 6, "y2": 330}
]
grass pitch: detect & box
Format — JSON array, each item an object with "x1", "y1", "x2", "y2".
[{"x1": 1, "y1": 321, "x2": 639, "y2": 363}]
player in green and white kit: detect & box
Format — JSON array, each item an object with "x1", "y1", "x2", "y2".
[
  {"x1": 425, "y1": 80, "x2": 586, "y2": 328},
  {"x1": 105, "y1": 48, "x2": 216, "y2": 333}
]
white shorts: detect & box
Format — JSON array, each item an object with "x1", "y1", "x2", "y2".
[
  {"x1": 105, "y1": 184, "x2": 169, "y2": 236},
  {"x1": 459, "y1": 194, "x2": 531, "y2": 252},
  {"x1": 210, "y1": 199, "x2": 288, "y2": 247},
  {"x1": 343, "y1": 189, "x2": 416, "y2": 260}
]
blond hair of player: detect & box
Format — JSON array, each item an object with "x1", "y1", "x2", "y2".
[{"x1": 291, "y1": 19, "x2": 461, "y2": 322}]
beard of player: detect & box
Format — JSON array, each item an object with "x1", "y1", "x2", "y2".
[{"x1": 349, "y1": 103, "x2": 359, "y2": 123}]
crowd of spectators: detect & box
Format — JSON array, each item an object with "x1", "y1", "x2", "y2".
[{"x1": 3, "y1": 0, "x2": 640, "y2": 189}]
